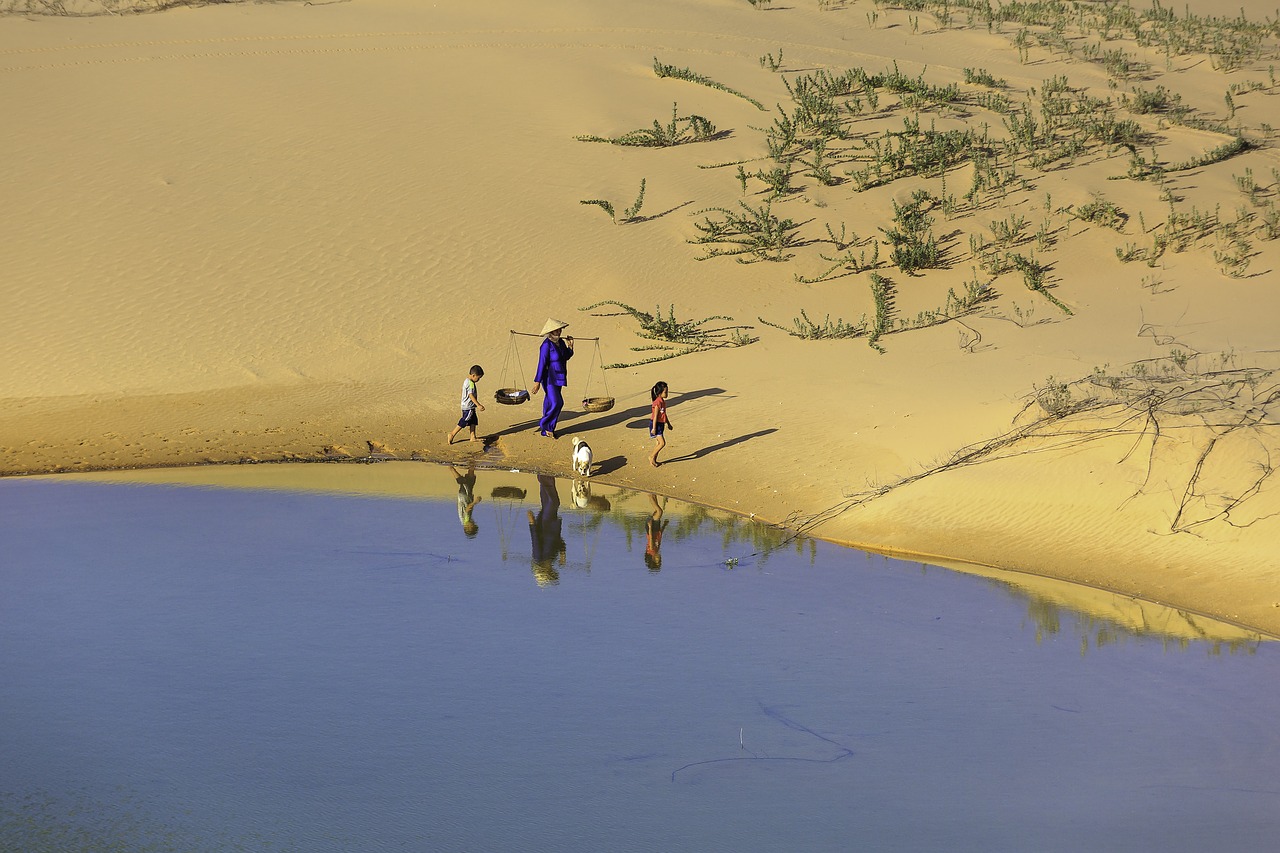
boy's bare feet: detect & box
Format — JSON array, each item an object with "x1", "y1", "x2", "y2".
[{"x1": 650, "y1": 459, "x2": 661, "y2": 468}]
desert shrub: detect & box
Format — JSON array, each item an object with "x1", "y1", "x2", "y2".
[
  {"x1": 1167, "y1": 135, "x2": 1251, "y2": 171},
  {"x1": 867, "y1": 273, "x2": 894, "y2": 352},
  {"x1": 577, "y1": 103, "x2": 718, "y2": 147},
  {"x1": 881, "y1": 191, "x2": 942, "y2": 275},
  {"x1": 1127, "y1": 85, "x2": 1182, "y2": 115},
  {"x1": 1072, "y1": 195, "x2": 1128, "y2": 231},
  {"x1": 758, "y1": 309, "x2": 866, "y2": 339},
  {"x1": 580, "y1": 301, "x2": 755, "y2": 366},
  {"x1": 963, "y1": 67, "x2": 1006, "y2": 88},
  {"x1": 689, "y1": 201, "x2": 805, "y2": 263},
  {"x1": 1010, "y1": 252, "x2": 1072, "y2": 314}
]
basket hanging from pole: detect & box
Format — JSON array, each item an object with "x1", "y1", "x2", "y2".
[
  {"x1": 581, "y1": 339, "x2": 614, "y2": 413},
  {"x1": 495, "y1": 331, "x2": 530, "y2": 405}
]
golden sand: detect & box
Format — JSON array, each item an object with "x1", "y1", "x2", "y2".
[{"x1": 3, "y1": 0, "x2": 1278, "y2": 633}]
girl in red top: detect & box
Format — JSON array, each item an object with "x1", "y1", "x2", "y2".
[{"x1": 649, "y1": 381, "x2": 673, "y2": 468}]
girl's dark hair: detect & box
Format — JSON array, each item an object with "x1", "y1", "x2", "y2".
[{"x1": 651, "y1": 381, "x2": 668, "y2": 401}]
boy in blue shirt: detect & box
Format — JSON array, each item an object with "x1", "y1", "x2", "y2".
[{"x1": 447, "y1": 365, "x2": 485, "y2": 444}]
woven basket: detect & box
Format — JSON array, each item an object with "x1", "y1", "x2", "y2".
[
  {"x1": 582, "y1": 396, "x2": 615, "y2": 413},
  {"x1": 495, "y1": 388, "x2": 529, "y2": 405}
]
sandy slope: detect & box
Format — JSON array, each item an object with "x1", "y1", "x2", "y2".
[{"x1": 2, "y1": 0, "x2": 1278, "y2": 633}]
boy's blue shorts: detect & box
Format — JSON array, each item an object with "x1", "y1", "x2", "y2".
[{"x1": 458, "y1": 408, "x2": 479, "y2": 428}]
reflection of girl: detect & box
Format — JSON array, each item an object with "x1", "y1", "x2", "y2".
[
  {"x1": 531, "y1": 318, "x2": 574, "y2": 439},
  {"x1": 644, "y1": 492, "x2": 668, "y2": 572}
]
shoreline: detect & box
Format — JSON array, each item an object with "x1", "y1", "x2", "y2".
[{"x1": 15, "y1": 446, "x2": 1280, "y2": 644}]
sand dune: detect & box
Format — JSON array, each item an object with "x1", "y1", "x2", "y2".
[{"x1": 2, "y1": 0, "x2": 1278, "y2": 633}]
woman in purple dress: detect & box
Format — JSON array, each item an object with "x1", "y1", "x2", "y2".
[{"x1": 531, "y1": 318, "x2": 574, "y2": 438}]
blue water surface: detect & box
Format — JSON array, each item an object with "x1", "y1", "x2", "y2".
[{"x1": 2, "y1": 470, "x2": 1279, "y2": 852}]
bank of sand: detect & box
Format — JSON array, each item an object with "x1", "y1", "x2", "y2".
[{"x1": 2, "y1": 0, "x2": 1278, "y2": 634}]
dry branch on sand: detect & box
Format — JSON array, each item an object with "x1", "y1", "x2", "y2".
[{"x1": 790, "y1": 351, "x2": 1280, "y2": 539}]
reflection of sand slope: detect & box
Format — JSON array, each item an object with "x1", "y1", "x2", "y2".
[
  {"x1": 50, "y1": 461, "x2": 1273, "y2": 644},
  {"x1": 929, "y1": 557, "x2": 1270, "y2": 647},
  {"x1": 62, "y1": 460, "x2": 528, "y2": 502}
]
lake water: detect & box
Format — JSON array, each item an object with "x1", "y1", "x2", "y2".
[{"x1": 3, "y1": 463, "x2": 1279, "y2": 852}]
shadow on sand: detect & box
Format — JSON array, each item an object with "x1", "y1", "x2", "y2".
[
  {"x1": 664, "y1": 428, "x2": 778, "y2": 465},
  {"x1": 489, "y1": 387, "x2": 733, "y2": 439}
]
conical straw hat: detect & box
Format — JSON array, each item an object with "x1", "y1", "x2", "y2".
[{"x1": 539, "y1": 318, "x2": 569, "y2": 336}]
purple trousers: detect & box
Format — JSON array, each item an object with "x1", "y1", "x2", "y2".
[{"x1": 539, "y1": 383, "x2": 565, "y2": 435}]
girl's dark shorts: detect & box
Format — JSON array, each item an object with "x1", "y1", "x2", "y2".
[
  {"x1": 458, "y1": 409, "x2": 479, "y2": 428},
  {"x1": 651, "y1": 422, "x2": 666, "y2": 437}
]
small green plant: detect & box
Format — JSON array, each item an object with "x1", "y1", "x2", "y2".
[
  {"x1": 1127, "y1": 85, "x2": 1181, "y2": 115},
  {"x1": 867, "y1": 272, "x2": 894, "y2": 352},
  {"x1": 1035, "y1": 376, "x2": 1074, "y2": 416},
  {"x1": 689, "y1": 201, "x2": 805, "y2": 263},
  {"x1": 579, "y1": 198, "x2": 615, "y2": 221},
  {"x1": 881, "y1": 191, "x2": 942, "y2": 275},
  {"x1": 653, "y1": 58, "x2": 766, "y2": 110},
  {"x1": 990, "y1": 213, "x2": 1029, "y2": 247},
  {"x1": 754, "y1": 166, "x2": 793, "y2": 199},
  {"x1": 799, "y1": 138, "x2": 840, "y2": 187},
  {"x1": 1167, "y1": 135, "x2": 1250, "y2": 172},
  {"x1": 1010, "y1": 252, "x2": 1072, "y2": 315},
  {"x1": 758, "y1": 309, "x2": 866, "y2": 339},
  {"x1": 580, "y1": 301, "x2": 755, "y2": 367},
  {"x1": 795, "y1": 241, "x2": 881, "y2": 283},
  {"x1": 1115, "y1": 242, "x2": 1141, "y2": 262},
  {"x1": 760, "y1": 49, "x2": 784, "y2": 72},
  {"x1": 963, "y1": 67, "x2": 1005, "y2": 88},
  {"x1": 624, "y1": 178, "x2": 647, "y2": 220},
  {"x1": 1259, "y1": 204, "x2": 1280, "y2": 240},
  {"x1": 576, "y1": 103, "x2": 717, "y2": 147},
  {"x1": 1072, "y1": 195, "x2": 1128, "y2": 231},
  {"x1": 579, "y1": 178, "x2": 647, "y2": 224}
]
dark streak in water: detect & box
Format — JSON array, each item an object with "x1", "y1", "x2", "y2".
[{"x1": 670, "y1": 702, "x2": 855, "y2": 783}]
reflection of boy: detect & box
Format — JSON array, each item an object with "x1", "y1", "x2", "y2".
[{"x1": 451, "y1": 465, "x2": 480, "y2": 538}]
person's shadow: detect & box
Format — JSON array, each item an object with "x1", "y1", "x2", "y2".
[
  {"x1": 570, "y1": 386, "x2": 733, "y2": 433},
  {"x1": 664, "y1": 428, "x2": 778, "y2": 464},
  {"x1": 528, "y1": 474, "x2": 566, "y2": 586},
  {"x1": 490, "y1": 387, "x2": 733, "y2": 438}
]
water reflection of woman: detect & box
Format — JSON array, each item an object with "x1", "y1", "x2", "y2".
[
  {"x1": 644, "y1": 492, "x2": 669, "y2": 572},
  {"x1": 528, "y1": 474, "x2": 567, "y2": 586}
]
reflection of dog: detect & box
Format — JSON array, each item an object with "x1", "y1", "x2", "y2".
[
  {"x1": 572, "y1": 479, "x2": 613, "y2": 512},
  {"x1": 571, "y1": 436, "x2": 593, "y2": 477}
]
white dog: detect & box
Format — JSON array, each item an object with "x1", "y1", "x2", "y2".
[{"x1": 571, "y1": 436, "x2": 593, "y2": 477}]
